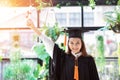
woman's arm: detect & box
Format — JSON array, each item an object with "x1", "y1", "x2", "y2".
[
  {"x1": 27, "y1": 19, "x2": 41, "y2": 35},
  {"x1": 27, "y1": 19, "x2": 54, "y2": 58},
  {"x1": 39, "y1": 34, "x2": 54, "y2": 58}
]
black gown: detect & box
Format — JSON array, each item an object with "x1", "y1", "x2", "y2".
[{"x1": 49, "y1": 44, "x2": 100, "y2": 80}]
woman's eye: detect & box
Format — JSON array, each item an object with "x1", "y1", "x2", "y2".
[
  {"x1": 70, "y1": 42, "x2": 73, "y2": 44},
  {"x1": 70, "y1": 43, "x2": 73, "y2": 44},
  {"x1": 76, "y1": 42, "x2": 80, "y2": 45}
]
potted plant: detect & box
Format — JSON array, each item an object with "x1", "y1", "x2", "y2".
[
  {"x1": 3, "y1": 33, "x2": 39, "y2": 80},
  {"x1": 104, "y1": 6, "x2": 120, "y2": 33},
  {"x1": 3, "y1": 46, "x2": 38, "y2": 80}
]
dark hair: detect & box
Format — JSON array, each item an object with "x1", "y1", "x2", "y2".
[{"x1": 67, "y1": 39, "x2": 88, "y2": 56}]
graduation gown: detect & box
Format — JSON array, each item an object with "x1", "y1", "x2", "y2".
[{"x1": 49, "y1": 44, "x2": 99, "y2": 80}]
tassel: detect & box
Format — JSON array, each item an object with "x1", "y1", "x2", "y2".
[{"x1": 64, "y1": 33, "x2": 67, "y2": 46}]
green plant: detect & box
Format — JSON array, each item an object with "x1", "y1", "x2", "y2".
[
  {"x1": 44, "y1": 22, "x2": 61, "y2": 42},
  {"x1": 95, "y1": 35, "x2": 105, "y2": 71},
  {"x1": 89, "y1": 0, "x2": 96, "y2": 9},
  {"x1": 3, "y1": 49, "x2": 38, "y2": 80},
  {"x1": 35, "y1": 0, "x2": 52, "y2": 10},
  {"x1": 32, "y1": 21, "x2": 63, "y2": 79},
  {"x1": 32, "y1": 43, "x2": 50, "y2": 80},
  {"x1": 104, "y1": 6, "x2": 120, "y2": 33},
  {"x1": 0, "y1": 56, "x2": 2, "y2": 62}
]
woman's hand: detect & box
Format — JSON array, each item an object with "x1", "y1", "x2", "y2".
[
  {"x1": 26, "y1": 19, "x2": 41, "y2": 35},
  {"x1": 27, "y1": 19, "x2": 35, "y2": 29}
]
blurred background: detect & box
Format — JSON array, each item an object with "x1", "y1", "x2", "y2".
[{"x1": 0, "y1": 0, "x2": 120, "y2": 80}]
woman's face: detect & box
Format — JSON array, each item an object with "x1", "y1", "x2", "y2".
[{"x1": 68, "y1": 38, "x2": 82, "y2": 54}]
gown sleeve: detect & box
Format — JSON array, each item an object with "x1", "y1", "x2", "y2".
[
  {"x1": 39, "y1": 33, "x2": 54, "y2": 58},
  {"x1": 88, "y1": 56, "x2": 100, "y2": 80},
  {"x1": 49, "y1": 44, "x2": 66, "y2": 80}
]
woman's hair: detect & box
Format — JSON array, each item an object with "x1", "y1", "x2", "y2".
[{"x1": 66, "y1": 39, "x2": 88, "y2": 56}]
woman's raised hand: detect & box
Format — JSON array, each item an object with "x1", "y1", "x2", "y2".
[
  {"x1": 27, "y1": 19, "x2": 35, "y2": 29},
  {"x1": 26, "y1": 19, "x2": 41, "y2": 35}
]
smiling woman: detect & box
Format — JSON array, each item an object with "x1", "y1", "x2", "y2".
[{"x1": 68, "y1": 38, "x2": 82, "y2": 54}]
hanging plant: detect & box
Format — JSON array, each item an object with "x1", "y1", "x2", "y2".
[
  {"x1": 89, "y1": 0, "x2": 96, "y2": 9},
  {"x1": 35, "y1": 0, "x2": 52, "y2": 10},
  {"x1": 104, "y1": 6, "x2": 120, "y2": 33},
  {"x1": 95, "y1": 35, "x2": 105, "y2": 71},
  {"x1": 43, "y1": 23, "x2": 62, "y2": 42}
]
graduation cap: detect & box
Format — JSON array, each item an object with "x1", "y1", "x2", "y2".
[
  {"x1": 63, "y1": 28, "x2": 83, "y2": 46},
  {"x1": 64, "y1": 28, "x2": 82, "y2": 39}
]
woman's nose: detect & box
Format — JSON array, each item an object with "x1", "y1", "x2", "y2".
[{"x1": 73, "y1": 44, "x2": 77, "y2": 48}]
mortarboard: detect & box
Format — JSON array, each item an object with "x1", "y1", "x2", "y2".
[
  {"x1": 64, "y1": 28, "x2": 82, "y2": 39},
  {"x1": 63, "y1": 28, "x2": 83, "y2": 47}
]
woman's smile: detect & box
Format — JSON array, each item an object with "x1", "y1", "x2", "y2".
[{"x1": 68, "y1": 38, "x2": 82, "y2": 53}]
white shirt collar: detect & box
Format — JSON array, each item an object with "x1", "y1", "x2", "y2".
[{"x1": 71, "y1": 52, "x2": 82, "y2": 58}]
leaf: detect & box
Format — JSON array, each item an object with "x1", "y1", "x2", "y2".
[
  {"x1": 95, "y1": 35, "x2": 105, "y2": 71},
  {"x1": 3, "y1": 60, "x2": 37, "y2": 80},
  {"x1": 0, "y1": 56, "x2": 2, "y2": 62},
  {"x1": 20, "y1": 62, "x2": 31, "y2": 73},
  {"x1": 33, "y1": 43, "x2": 49, "y2": 62},
  {"x1": 33, "y1": 64, "x2": 41, "y2": 78},
  {"x1": 44, "y1": 23, "x2": 61, "y2": 42},
  {"x1": 89, "y1": 0, "x2": 96, "y2": 9}
]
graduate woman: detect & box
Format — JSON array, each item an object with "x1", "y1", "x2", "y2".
[{"x1": 27, "y1": 19, "x2": 100, "y2": 80}]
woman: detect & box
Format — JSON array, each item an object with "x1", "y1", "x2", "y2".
[{"x1": 27, "y1": 19, "x2": 99, "y2": 80}]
